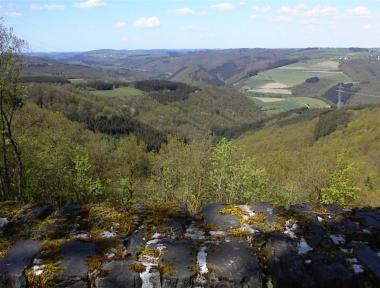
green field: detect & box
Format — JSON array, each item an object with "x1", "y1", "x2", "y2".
[
  {"x1": 251, "y1": 96, "x2": 331, "y2": 115},
  {"x1": 241, "y1": 59, "x2": 353, "y2": 95},
  {"x1": 90, "y1": 86, "x2": 145, "y2": 98}
]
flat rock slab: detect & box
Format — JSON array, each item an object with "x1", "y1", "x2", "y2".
[
  {"x1": 55, "y1": 240, "x2": 97, "y2": 288},
  {"x1": 307, "y1": 254, "x2": 358, "y2": 288},
  {"x1": 95, "y1": 260, "x2": 142, "y2": 288},
  {"x1": 160, "y1": 240, "x2": 196, "y2": 288},
  {"x1": 123, "y1": 227, "x2": 146, "y2": 258},
  {"x1": 354, "y1": 210, "x2": 380, "y2": 230},
  {"x1": 207, "y1": 239, "x2": 262, "y2": 287},
  {"x1": 0, "y1": 240, "x2": 42, "y2": 288},
  {"x1": 252, "y1": 202, "x2": 279, "y2": 225},
  {"x1": 11, "y1": 204, "x2": 53, "y2": 225},
  {"x1": 203, "y1": 204, "x2": 240, "y2": 230},
  {"x1": 166, "y1": 216, "x2": 189, "y2": 239},
  {"x1": 266, "y1": 236, "x2": 305, "y2": 288},
  {"x1": 354, "y1": 246, "x2": 380, "y2": 280}
]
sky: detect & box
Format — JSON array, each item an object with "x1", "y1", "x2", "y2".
[{"x1": 1, "y1": 0, "x2": 380, "y2": 52}]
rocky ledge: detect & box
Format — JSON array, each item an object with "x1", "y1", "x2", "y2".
[{"x1": 0, "y1": 201, "x2": 379, "y2": 288}]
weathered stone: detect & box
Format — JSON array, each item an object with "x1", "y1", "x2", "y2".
[
  {"x1": 160, "y1": 240, "x2": 196, "y2": 288},
  {"x1": 305, "y1": 223, "x2": 334, "y2": 249},
  {"x1": 304, "y1": 253, "x2": 361, "y2": 288},
  {"x1": 95, "y1": 260, "x2": 142, "y2": 288},
  {"x1": 308, "y1": 258, "x2": 357, "y2": 288},
  {"x1": 266, "y1": 235, "x2": 306, "y2": 288},
  {"x1": 354, "y1": 209, "x2": 380, "y2": 230},
  {"x1": 166, "y1": 216, "x2": 189, "y2": 239},
  {"x1": 252, "y1": 202, "x2": 279, "y2": 225},
  {"x1": 203, "y1": 204, "x2": 240, "y2": 230},
  {"x1": 0, "y1": 218, "x2": 8, "y2": 230},
  {"x1": 123, "y1": 227, "x2": 146, "y2": 258},
  {"x1": 323, "y1": 204, "x2": 344, "y2": 214},
  {"x1": 0, "y1": 240, "x2": 42, "y2": 288},
  {"x1": 354, "y1": 246, "x2": 380, "y2": 280},
  {"x1": 207, "y1": 238, "x2": 262, "y2": 287},
  {"x1": 55, "y1": 240, "x2": 97, "y2": 288},
  {"x1": 11, "y1": 204, "x2": 53, "y2": 225},
  {"x1": 61, "y1": 203, "x2": 83, "y2": 218},
  {"x1": 332, "y1": 220, "x2": 359, "y2": 234}
]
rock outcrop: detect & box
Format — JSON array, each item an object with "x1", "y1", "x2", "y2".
[{"x1": 0, "y1": 202, "x2": 379, "y2": 288}]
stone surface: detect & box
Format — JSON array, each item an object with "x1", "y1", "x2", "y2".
[
  {"x1": 123, "y1": 227, "x2": 146, "y2": 258},
  {"x1": 354, "y1": 209, "x2": 380, "y2": 230},
  {"x1": 159, "y1": 240, "x2": 196, "y2": 288},
  {"x1": 95, "y1": 260, "x2": 142, "y2": 288},
  {"x1": 354, "y1": 246, "x2": 380, "y2": 280},
  {"x1": 0, "y1": 240, "x2": 42, "y2": 288},
  {"x1": 307, "y1": 254, "x2": 358, "y2": 288},
  {"x1": 166, "y1": 216, "x2": 189, "y2": 239},
  {"x1": 266, "y1": 235, "x2": 305, "y2": 288},
  {"x1": 207, "y1": 238, "x2": 262, "y2": 287},
  {"x1": 252, "y1": 202, "x2": 279, "y2": 225},
  {"x1": 55, "y1": 240, "x2": 97, "y2": 288},
  {"x1": 11, "y1": 204, "x2": 53, "y2": 225},
  {"x1": 203, "y1": 203, "x2": 240, "y2": 230},
  {"x1": 0, "y1": 218, "x2": 8, "y2": 230}
]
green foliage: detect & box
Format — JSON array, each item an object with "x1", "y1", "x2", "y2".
[
  {"x1": 72, "y1": 154, "x2": 102, "y2": 203},
  {"x1": 314, "y1": 110, "x2": 349, "y2": 141},
  {"x1": 321, "y1": 153, "x2": 360, "y2": 206},
  {"x1": 208, "y1": 139, "x2": 268, "y2": 204}
]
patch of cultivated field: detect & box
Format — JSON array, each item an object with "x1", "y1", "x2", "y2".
[
  {"x1": 240, "y1": 59, "x2": 352, "y2": 95},
  {"x1": 249, "y1": 82, "x2": 292, "y2": 95},
  {"x1": 90, "y1": 86, "x2": 144, "y2": 98},
  {"x1": 251, "y1": 96, "x2": 331, "y2": 115},
  {"x1": 252, "y1": 97, "x2": 286, "y2": 103}
]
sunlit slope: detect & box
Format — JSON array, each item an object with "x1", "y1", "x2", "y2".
[{"x1": 235, "y1": 106, "x2": 380, "y2": 206}]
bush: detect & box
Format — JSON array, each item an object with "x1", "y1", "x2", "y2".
[{"x1": 314, "y1": 110, "x2": 349, "y2": 141}]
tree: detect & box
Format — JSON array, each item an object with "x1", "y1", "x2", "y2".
[
  {"x1": 208, "y1": 139, "x2": 267, "y2": 204},
  {"x1": 0, "y1": 21, "x2": 27, "y2": 200},
  {"x1": 321, "y1": 152, "x2": 360, "y2": 206}
]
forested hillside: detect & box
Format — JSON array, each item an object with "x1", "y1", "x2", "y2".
[{"x1": 236, "y1": 107, "x2": 380, "y2": 206}]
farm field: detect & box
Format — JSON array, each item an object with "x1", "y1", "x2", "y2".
[
  {"x1": 90, "y1": 86, "x2": 145, "y2": 98},
  {"x1": 251, "y1": 96, "x2": 331, "y2": 115},
  {"x1": 240, "y1": 59, "x2": 353, "y2": 96}
]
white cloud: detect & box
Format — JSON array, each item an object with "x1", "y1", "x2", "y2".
[
  {"x1": 349, "y1": 6, "x2": 371, "y2": 16},
  {"x1": 114, "y1": 21, "x2": 126, "y2": 29},
  {"x1": 278, "y1": 4, "x2": 338, "y2": 18},
  {"x1": 73, "y1": 0, "x2": 107, "y2": 9},
  {"x1": 252, "y1": 5, "x2": 272, "y2": 13},
  {"x1": 6, "y1": 11, "x2": 21, "y2": 17},
  {"x1": 240, "y1": 1, "x2": 247, "y2": 6},
  {"x1": 134, "y1": 16, "x2": 160, "y2": 28},
  {"x1": 211, "y1": 3, "x2": 235, "y2": 11},
  {"x1": 304, "y1": 6, "x2": 338, "y2": 17},
  {"x1": 30, "y1": 3, "x2": 65, "y2": 11},
  {"x1": 169, "y1": 7, "x2": 194, "y2": 15},
  {"x1": 279, "y1": 4, "x2": 305, "y2": 15}
]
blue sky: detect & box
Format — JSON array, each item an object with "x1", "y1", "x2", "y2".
[{"x1": 1, "y1": 0, "x2": 380, "y2": 51}]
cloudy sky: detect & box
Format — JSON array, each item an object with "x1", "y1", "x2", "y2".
[{"x1": 1, "y1": 0, "x2": 380, "y2": 51}]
